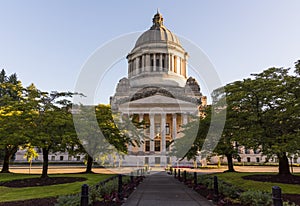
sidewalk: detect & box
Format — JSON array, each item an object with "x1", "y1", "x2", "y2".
[{"x1": 123, "y1": 171, "x2": 214, "y2": 206}]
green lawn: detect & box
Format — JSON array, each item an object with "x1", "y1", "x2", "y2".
[
  {"x1": 211, "y1": 172, "x2": 300, "y2": 194},
  {"x1": 0, "y1": 173, "x2": 113, "y2": 202}
]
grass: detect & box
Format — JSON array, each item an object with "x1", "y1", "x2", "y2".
[
  {"x1": 0, "y1": 173, "x2": 113, "y2": 202},
  {"x1": 211, "y1": 172, "x2": 300, "y2": 194}
]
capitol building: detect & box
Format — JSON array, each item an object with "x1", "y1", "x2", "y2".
[{"x1": 110, "y1": 11, "x2": 206, "y2": 167}]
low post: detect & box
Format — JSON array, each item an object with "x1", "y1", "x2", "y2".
[
  {"x1": 194, "y1": 172, "x2": 197, "y2": 185},
  {"x1": 272, "y1": 186, "x2": 283, "y2": 206},
  {"x1": 170, "y1": 167, "x2": 173, "y2": 175},
  {"x1": 183, "y1": 170, "x2": 187, "y2": 182},
  {"x1": 213, "y1": 176, "x2": 219, "y2": 203},
  {"x1": 174, "y1": 169, "x2": 177, "y2": 178},
  {"x1": 81, "y1": 184, "x2": 89, "y2": 206},
  {"x1": 178, "y1": 169, "x2": 181, "y2": 180},
  {"x1": 118, "y1": 174, "x2": 123, "y2": 200}
]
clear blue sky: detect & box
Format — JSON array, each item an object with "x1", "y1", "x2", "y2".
[{"x1": 1, "y1": 1, "x2": 300, "y2": 104}]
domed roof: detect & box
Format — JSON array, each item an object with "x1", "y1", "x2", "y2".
[{"x1": 135, "y1": 11, "x2": 181, "y2": 47}]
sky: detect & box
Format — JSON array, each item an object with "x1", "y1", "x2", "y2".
[{"x1": 1, "y1": 1, "x2": 300, "y2": 104}]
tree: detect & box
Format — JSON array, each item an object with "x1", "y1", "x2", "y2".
[
  {"x1": 224, "y1": 66, "x2": 300, "y2": 175},
  {"x1": 27, "y1": 84, "x2": 74, "y2": 178},
  {"x1": 0, "y1": 70, "x2": 28, "y2": 173},
  {"x1": 22, "y1": 144, "x2": 39, "y2": 174},
  {"x1": 72, "y1": 104, "x2": 137, "y2": 173}
]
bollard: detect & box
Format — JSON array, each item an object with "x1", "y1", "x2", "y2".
[
  {"x1": 183, "y1": 170, "x2": 187, "y2": 182},
  {"x1": 170, "y1": 167, "x2": 173, "y2": 175},
  {"x1": 130, "y1": 172, "x2": 134, "y2": 183},
  {"x1": 272, "y1": 186, "x2": 283, "y2": 206},
  {"x1": 213, "y1": 176, "x2": 219, "y2": 203},
  {"x1": 194, "y1": 172, "x2": 197, "y2": 185},
  {"x1": 174, "y1": 169, "x2": 177, "y2": 178},
  {"x1": 118, "y1": 174, "x2": 123, "y2": 200},
  {"x1": 178, "y1": 169, "x2": 181, "y2": 180},
  {"x1": 81, "y1": 184, "x2": 89, "y2": 206}
]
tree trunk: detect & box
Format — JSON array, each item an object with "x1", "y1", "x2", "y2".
[
  {"x1": 85, "y1": 154, "x2": 93, "y2": 173},
  {"x1": 41, "y1": 148, "x2": 49, "y2": 178},
  {"x1": 278, "y1": 152, "x2": 291, "y2": 176},
  {"x1": 225, "y1": 153, "x2": 235, "y2": 172},
  {"x1": 1, "y1": 149, "x2": 11, "y2": 173},
  {"x1": 1, "y1": 146, "x2": 17, "y2": 173}
]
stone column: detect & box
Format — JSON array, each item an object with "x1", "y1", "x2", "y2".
[
  {"x1": 153, "y1": 53, "x2": 156, "y2": 71},
  {"x1": 139, "y1": 113, "x2": 144, "y2": 153},
  {"x1": 159, "y1": 53, "x2": 163, "y2": 72},
  {"x1": 145, "y1": 53, "x2": 150, "y2": 72},
  {"x1": 170, "y1": 54, "x2": 173, "y2": 71},
  {"x1": 141, "y1": 55, "x2": 145, "y2": 72},
  {"x1": 128, "y1": 61, "x2": 131, "y2": 77},
  {"x1": 178, "y1": 57, "x2": 181, "y2": 75},
  {"x1": 172, "y1": 114, "x2": 177, "y2": 140},
  {"x1": 150, "y1": 113, "x2": 155, "y2": 153},
  {"x1": 182, "y1": 59, "x2": 186, "y2": 77},
  {"x1": 161, "y1": 113, "x2": 166, "y2": 154},
  {"x1": 135, "y1": 57, "x2": 139, "y2": 74}
]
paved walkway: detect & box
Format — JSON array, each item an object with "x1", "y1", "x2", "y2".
[{"x1": 123, "y1": 171, "x2": 214, "y2": 206}]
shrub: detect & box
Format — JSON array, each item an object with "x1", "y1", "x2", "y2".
[
  {"x1": 240, "y1": 190, "x2": 272, "y2": 206},
  {"x1": 55, "y1": 194, "x2": 80, "y2": 206},
  {"x1": 218, "y1": 181, "x2": 240, "y2": 199}
]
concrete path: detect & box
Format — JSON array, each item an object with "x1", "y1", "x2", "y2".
[{"x1": 122, "y1": 171, "x2": 214, "y2": 206}]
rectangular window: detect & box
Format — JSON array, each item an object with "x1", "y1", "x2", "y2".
[
  {"x1": 68, "y1": 156, "x2": 72, "y2": 161},
  {"x1": 156, "y1": 58, "x2": 160, "y2": 67},
  {"x1": 294, "y1": 158, "x2": 298, "y2": 163},
  {"x1": 254, "y1": 149, "x2": 260, "y2": 154},
  {"x1": 155, "y1": 140, "x2": 161, "y2": 152},
  {"x1": 256, "y1": 157, "x2": 260, "y2": 163},
  {"x1": 51, "y1": 156, "x2": 55, "y2": 161},
  {"x1": 247, "y1": 157, "x2": 251, "y2": 162},
  {"x1": 155, "y1": 157, "x2": 160, "y2": 164},
  {"x1": 77, "y1": 156, "x2": 81, "y2": 161},
  {"x1": 167, "y1": 157, "x2": 171, "y2": 164},
  {"x1": 145, "y1": 140, "x2": 150, "y2": 152},
  {"x1": 145, "y1": 157, "x2": 149, "y2": 164},
  {"x1": 245, "y1": 148, "x2": 250, "y2": 154},
  {"x1": 166, "y1": 140, "x2": 171, "y2": 151},
  {"x1": 60, "y1": 156, "x2": 64, "y2": 161},
  {"x1": 165, "y1": 123, "x2": 170, "y2": 135}
]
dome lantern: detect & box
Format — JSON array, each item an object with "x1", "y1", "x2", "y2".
[{"x1": 151, "y1": 10, "x2": 164, "y2": 29}]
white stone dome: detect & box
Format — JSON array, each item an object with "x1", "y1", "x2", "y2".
[
  {"x1": 135, "y1": 27, "x2": 181, "y2": 47},
  {"x1": 127, "y1": 11, "x2": 188, "y2": 88}
]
